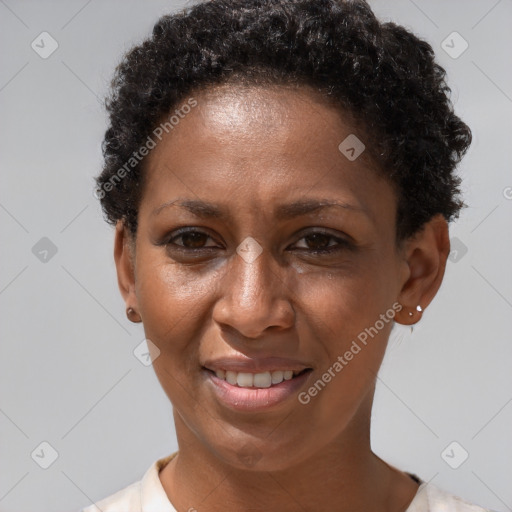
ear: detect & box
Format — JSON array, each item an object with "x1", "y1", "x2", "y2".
[
  {"x1": 394, "y1": 214, "x2": 450, "y2": 326},
  {"x1": 113, "y1": 221, "x2": 139, "y2": 316}
]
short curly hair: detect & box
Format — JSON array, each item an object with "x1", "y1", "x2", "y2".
[{"x1": 96, "y1": 0, "x2": 472, "y2": 241}]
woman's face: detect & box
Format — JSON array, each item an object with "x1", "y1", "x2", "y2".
[{"x1": 119, "y1": 85, "x2": 412, "y2": 470}]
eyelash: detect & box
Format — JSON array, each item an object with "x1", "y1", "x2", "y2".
[{"x1": 163, "y1": 227, "x2": 352, "y2": 255}]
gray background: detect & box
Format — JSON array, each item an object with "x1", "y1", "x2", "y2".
[{"x1": 0, "y1": 0, "x2": 511, "y2": 511}]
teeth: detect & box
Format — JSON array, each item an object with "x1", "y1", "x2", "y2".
[
  {"x1": 253, "y1": 372, "x2": 271, "y2": 388},
  {"x1": 271, "y1": 370, "x2": 283, "y2": 385},
  {"x1": 213, "y1": 369, "x2": 303, "y2": 388},
  {"x1": 237, "y1": 372, "x2": 254, "y2": 387},
  {"x1": 226, "y1": 371, "x2": 237, "y2": 385}
]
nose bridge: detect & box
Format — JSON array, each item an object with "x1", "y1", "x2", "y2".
[
  {"x1": 213, "y1": 236, "x2": 294, "y2": 337},
  {"x1": 232, "y1": 239, "x2": 278, "y2": 309}
]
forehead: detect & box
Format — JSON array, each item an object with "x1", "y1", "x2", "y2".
[
  {"x1": 145, "y1": 85, "x2": 374, "y2": 173},
  {"x1": 169, "y1": 84, "x2": 365, "y2": 158},
  {"x1": 140, "y1": 84, "x2": 392, "y2": 223},
  {"x1": 191, "y1": 83, "x2": 339, "y2": 132}
]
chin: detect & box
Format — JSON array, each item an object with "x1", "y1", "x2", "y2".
[{"x1": 205, "y1": 429, "x2": 315, "y2": 473}]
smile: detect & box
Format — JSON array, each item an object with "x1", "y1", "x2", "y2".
[
  {"x1": 212, "y1": 369, "x2": 309, "y2": 388},
  {"x1": 203, "y1": 367, "x2": 313, "y2": 412}
]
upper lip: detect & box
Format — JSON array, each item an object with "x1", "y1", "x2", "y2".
[{"x1": 202, "y1": 356, "x2": 312, "y2": 373}]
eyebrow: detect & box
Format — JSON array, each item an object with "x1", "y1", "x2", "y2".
[{"x1": 152, "y1": 198, "x2": 367, "y2": 219}]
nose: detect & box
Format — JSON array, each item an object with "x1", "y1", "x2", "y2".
[{"x1": 212, "y1": 243, "x2": 295, "y2": 339}]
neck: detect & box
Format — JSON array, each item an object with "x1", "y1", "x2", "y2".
[{"x1": 159, "y1": 399, "x2": 419, "y2": 512}]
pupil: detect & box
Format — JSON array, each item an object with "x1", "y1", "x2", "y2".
[
  {"x1": 306, "y1": 233, "x2": 329, "y2": 249},
  {"x1": 183, "y1": 232, "x2": 206, "y2": 248}
]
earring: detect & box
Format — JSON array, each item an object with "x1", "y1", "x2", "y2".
[
  {"x1": 406, "y1": 305, "x2": 423, "y2": 331},
  {"x1": 126, "y1": 307, "x2": 141, "y2": 323},
  {"x1": 408, "y1": 305, "x2": 423, "y2": 316}
]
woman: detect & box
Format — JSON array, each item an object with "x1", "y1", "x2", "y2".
[{"x1": 84, "y1": 0, "x2": 490, "y2": 510}]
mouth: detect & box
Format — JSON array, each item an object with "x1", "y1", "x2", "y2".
[
  {"x1": 202, "y1": 366, "x2": 314, "y2": 412},
  {"x1": 204, "y1": 367, "x2": 312, "y2": 388}
]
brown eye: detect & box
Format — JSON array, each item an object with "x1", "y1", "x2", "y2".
[
  {"x1": 291, "y1": 230, "x2": 351, "y2": 254},
  {"x1": 166, "y1": 229, "x2": 218, "y2": 250},
  {"x1": 179, "y1": 231, "x2": 209, "y2": 248},
  {"x1": 303, "y1": 233, "x2": 333, "y2": 250}
]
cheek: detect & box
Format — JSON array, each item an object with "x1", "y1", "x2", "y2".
[
  {"x1": 134, "y1": 259, "x2": 222, "y2": 408},
  {"x1": 297, "y1": 272, "x2": 395, "y2": 418},
  {"x1": 294, "y1": 262, "x2": 398, "y2": 409},
  {"x1": 309, "y1": 281, "x2": 393, "y2": 375},
  {"x1": 296, "y1": 258, "x2": 396, "y2": 337},
  {"x1": 135, "y1": 258, "x2": 220, "y2": 352}
]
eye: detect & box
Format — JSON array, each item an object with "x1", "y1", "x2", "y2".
[
  {"x1": 166, "y1": 228, "x2": 219, "y2": 250},
  {"x1": 290, "y1": 231, "x2": 351, "y2": 253},
  {"x1": 162, "y1": 228, "x2": 351, "y2": 255}
]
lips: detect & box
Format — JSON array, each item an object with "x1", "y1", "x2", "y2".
[
  {"x1": 202, "y1": 356, "x2": 313, "y2": 411},
  {"x1": 203, "y1": 355, "x2": 311, "y2": 374}
]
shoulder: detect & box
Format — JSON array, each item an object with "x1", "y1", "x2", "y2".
[
  {"x1": 407, "y1": 482, "x2": 496, "y2": 512},
  {"x1": 81, "y1": 480, "x2": 141, "y2": 512},
  {"x1": 81, "y1": 479, "x2": 141, "y2": 512},
  {"x1": 80, "y1": 453, "x2": 177, "y2": 512}
]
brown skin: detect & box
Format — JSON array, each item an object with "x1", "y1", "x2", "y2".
[{"x1": 114, "y1": 85, "x2": 450, "y2": 511}]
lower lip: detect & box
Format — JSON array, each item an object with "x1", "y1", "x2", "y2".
[{"x1": 204, "y1": 369, "x2": 312, "y2": 412}]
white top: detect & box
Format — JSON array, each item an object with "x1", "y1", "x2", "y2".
[{"x1": 81, "y1": 453, "x2": 493, "y2": 512}]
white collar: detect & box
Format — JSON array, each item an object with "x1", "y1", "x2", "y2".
[
  {"x1": 92, "y1": 453, "x2": 488, "y2": 512},
  {"x1": 140, "y1": 453, "x2": 177, "y2": 512}
]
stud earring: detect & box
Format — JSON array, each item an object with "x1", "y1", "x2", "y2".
[
  {"x1": 409, "y1": 305, "x2": 424, "y2": 332},
  {"x1": 409, "y1": 305, "x2": 423, "y2": 316},
  {"x1": 126, "y1": 307, "x2": 141, "y2": 323}
]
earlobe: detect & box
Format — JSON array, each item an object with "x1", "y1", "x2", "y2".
[
  {"x1": 113, "y1": 221, "x2": 140, "y2": 321},
  {"x1": 394, "y1": 214, "x2": 450, "y2": 326}
]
